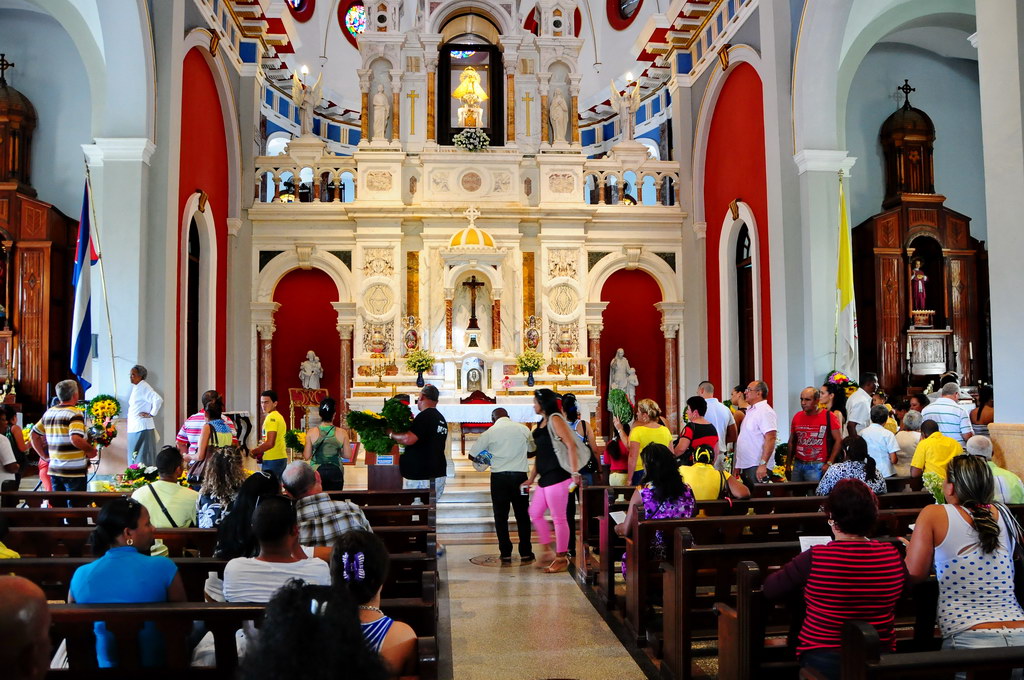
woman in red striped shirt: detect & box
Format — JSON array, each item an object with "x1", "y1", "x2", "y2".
[{"x1": 763, "y1": 479, "x2": 908, "y2": 679}]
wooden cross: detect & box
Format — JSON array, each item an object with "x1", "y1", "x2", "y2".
[
  {"x1": 406, "y1": 90, "x2": 419, "y2": 135},
  {"x1": 898, "y1": 79, "x2": 915, "y2": 108},
  {"x1": 462, "y1": 275, "x2": 486, "y2": 330},
  {"x1": 0, "y1": 54, "x2": 13, "y2": 86},
  {"x1": 521, "y1": 92, "x2": 534, "y2": 136}
]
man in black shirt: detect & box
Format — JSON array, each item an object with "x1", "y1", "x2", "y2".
[{"x1": 390, "y1": 384, "x2": 449, "y2": 499}]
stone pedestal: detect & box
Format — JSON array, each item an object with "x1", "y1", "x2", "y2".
[{"x1": 989, "y1": 423, "x2": 1024, "y2": 478}]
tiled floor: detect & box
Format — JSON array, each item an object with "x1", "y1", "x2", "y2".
[{"x1": 444, "y1": 543, "x2": 648, "y2": 680}]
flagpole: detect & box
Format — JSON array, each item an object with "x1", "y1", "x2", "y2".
[
  {"x1": 83, "y1": 163, "x2": 118, "y2": 398},
  {"x1": 832, "y1": 170, "x2": 844, "y2": 372}
]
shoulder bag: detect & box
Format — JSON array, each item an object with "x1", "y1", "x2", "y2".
[
  {"x1": 548, "y1": 412, "x2": 592, "y2": 474},
  {"x1": 145, "y1": 482, "x2": 179, "y2": 528}
]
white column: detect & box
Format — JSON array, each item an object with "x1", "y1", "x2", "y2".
[
  {"x1": 978, "y1": 0, "x2": 1024, "y2": 421},
  {"x1": 81, "y1": 138, "x2": 156, "y2": 409}
]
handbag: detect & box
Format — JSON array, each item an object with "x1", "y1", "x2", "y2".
[
  {"x1": 573, "y1": 420, "x2": 599, "y2": 474},
  {"x1": 187, "y1": 424, "x2": 212, "y2": 485},
  {"x1": 548, "y1": 412, "x2": 592, "y2": 474}
]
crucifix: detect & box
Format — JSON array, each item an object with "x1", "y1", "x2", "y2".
[
  {"x1": 407, "y1": 89, "x2": 419, "y2": 135},
  {"x1": 521, "y1": 92, "x2": 534, "y2": 136},
  {"x1": 0, "y1": 54, "x2": 14, "y2": 87},
  {"x1": 462, "y1": 276, "x2": 486, "y2": 330}
]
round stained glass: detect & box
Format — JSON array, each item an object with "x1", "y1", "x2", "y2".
[
  {"x1": 619, "y1": 0, "x2": 640, "y2": 19},
  {"x1": 286, "y1": 0, "x2": 305, "y2": 9},
  {"x1": 450, "y1": 50, "x2": 476, "y2": 59},
  {"x1": 345, "y1": 4, "x2": 367, "y2": 36}
]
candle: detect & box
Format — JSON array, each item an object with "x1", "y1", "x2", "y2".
[{"x1": 969, "y1": 342, "x2": 974, "y2": 361}]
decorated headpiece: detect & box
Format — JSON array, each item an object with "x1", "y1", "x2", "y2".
[{"x1": 341, "y1": 551, "x2": 366, "y2": 582}]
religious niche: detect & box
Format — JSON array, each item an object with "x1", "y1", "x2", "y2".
[
  {"x1": 548, "y1": 172, "x2": 575, "y2": 194},
  {"x1": 548, "y1": 249, "x2": 578, "y2": 279},
  {"x1": 363, "y1": 284, "x2": 394, "y2": 316},
  {"x1": 366, "y1": 170, "x2": 393, "y2": 191},
  {"x1": 549, "y1": 321, "x2": 578, "y2": 353},
  {"x1": 362, "y1": 248, "x2": 394, "y2": 276},
  {"x1": 362, "y1": 322, "x2": 394, "y2": 354},
  {"x1": 524, "y1": 315, "x2": 541, "y2": 350},
  {"x1": 402, "y1": 315, "x2": 420, "y2": 350},
  {"x1": 549, "y1": 284, "x2": 579, "y2": 316}
]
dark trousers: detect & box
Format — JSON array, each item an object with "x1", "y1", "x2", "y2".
[
  {"x1": 50, "y1": 475, "x2": 87, "y2": 492},
  {"x1": 490, "y1": 471, "x2": 532, "y2": 558}
]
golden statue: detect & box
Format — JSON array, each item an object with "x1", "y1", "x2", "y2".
[{"x1": 453, "y1": 66, "x2": 488, "y2": 128}]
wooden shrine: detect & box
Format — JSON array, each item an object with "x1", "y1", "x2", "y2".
[
  {"x1": 0, "y1": 55, "x2": 77, "y2": 416},
  {"x1": 853, "y1": 81, "x2": 987, "y2": 391}
]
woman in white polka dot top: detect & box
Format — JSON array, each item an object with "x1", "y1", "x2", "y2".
[{"x1": 905, "y1": 454, "x2": 1024, "y2": 655}]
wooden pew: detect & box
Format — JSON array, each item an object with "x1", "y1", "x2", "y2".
[
  {"x1": 1, "y1": 488, "x2": 436, "y2": 509},
  {"x1": 750, "y1": 476, "x2": 911, "y2": 498},
  {"x1": 0, "y1": 504, "x2": 435, "y2": 528},
  {"x1": 714, "y1": 562, "x2": 942, "y2": 680},
  {"x1": 805, "y1": 620, "x2": 1024, "y2": 680},
  {"x1": 47, "y1": 602, "x2": 439, "y2": 680},
  {"x1": 574, "y1": 484, "x2": 634, "y2": 585},
  {"x1": 3, "y1": 525, "x2": 438, "y2": 559}
]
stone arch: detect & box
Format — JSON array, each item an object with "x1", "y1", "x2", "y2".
[
  {"x1": 691, "y1": 44, "x2": 763, "y2": 225},
  {"x1": 444, "y1": 261, "x2": 504, "y2": 294},
  {"x1": 254, "y1": 250, "x2": 354, "y2": 304},
  {"x1": 586, "y1": 250, "x2": 681, "y2": 303},
  {"x1": 430, "y1": 0, "x2": 514, "y2": 36},
  {"x1": 717, "y1": 201, "x2": 763, "y2": 393},
  {"x1": 182, "y1": 30, "x2": 243, "y2": 219},
  {"x1": 179, "y1": 192, "x2": 219, "y2": 407}
]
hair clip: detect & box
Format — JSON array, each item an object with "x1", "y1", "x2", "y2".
[
  {"x1": 341, "y1": 551, "x2": 366, "y2": 582},
  {"x1": 309, "y1": 597, "x2": 328, "y2": 616}
]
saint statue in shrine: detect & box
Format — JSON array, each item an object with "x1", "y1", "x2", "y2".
[
  {"x1": 911, "y1": 259, "x2": 928, "y2": 310},
  {"x1": 607, "y1": 348, "x2": 633, "y2": 410},
  {"x1": 372, "y1": 85, "x2": 390, "y2": 140},
  {"x1": 453, "y1": 67, "x2": 487, "y2": 128},
  {"x1": 299, "y1": 350, "x2": 323, "y2": 390},
  {"x1": 549, "y1": 89, "x2": 569, "y2": 143}
]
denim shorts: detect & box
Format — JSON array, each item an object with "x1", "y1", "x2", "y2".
[{"x1": 944, "y1": 627, "x2": 1024, "y2": 679}]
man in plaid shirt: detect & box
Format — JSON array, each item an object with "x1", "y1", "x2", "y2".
[{"x1": 282, "y1": 461, "x2": 371, "y2": 546}]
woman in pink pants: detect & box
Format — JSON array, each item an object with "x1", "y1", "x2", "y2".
[{"x1": 524, "y1": 388, "x2": 579, "y2": 573}]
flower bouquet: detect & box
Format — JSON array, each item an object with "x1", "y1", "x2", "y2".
[
  {"x1": 88, "y1": 418, "x2": 118, "y2": 450},
  {"x1": 121, "y1": 462, "x2": 158, "y2": 489},
  {"x1": 405, "y1": 348, "x2": 435, "y2": 374},
  {"x1": 453, "y1": 127, "x2": 489, "y2": 152},
  {"x1": 345, "y1": 397, "x2": 413, "y2": 454},
  {"x1": 500, "y1": 375, "x2": 514, "y2": 393},
  {"x1": 515, "y1": 348, "x2": 545, "y2": 374},
  {"x1": 87, "y1": 394, "x2": 122, "y2": 422},
  {"x1": 826, "y1": 370, "x2": 859, "y2": 398},
  {"x1": 922, "y1": 471, "x2": 946, "y2": 504},
  {"x1": 284, "y1": 429, "x2": 307, "y2": 452}
]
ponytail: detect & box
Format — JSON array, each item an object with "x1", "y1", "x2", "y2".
[
  {"x1": 89, "y1": 498, "x2": 143, "y2": 556},
  {"x1": 863, "y1": 455, "x2": 879, "y2": 483},
  {"x1": 948, "y1": 454, "x2": 1002, "y2": 554},
  {"x1": 963, "y1": 501, "x2": 1001, "y2": 554}
]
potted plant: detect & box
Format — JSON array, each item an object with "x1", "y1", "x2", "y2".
[
  {"x1": 515, "y1": 348, "x2": 545, "y2": 387},
  {"x1": 404, "y1": 348, "x2": 435, "y2": 388}
]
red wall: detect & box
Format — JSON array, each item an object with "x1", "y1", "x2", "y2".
[
  {"x1": 599, "y1": 269, "x2": 665, "y2": 434},
  {"x1": 178, "y1": 48, "x2": 230, "y2": 417},
  {"x1": 702, "y1": 63, "x2": 773, "y2": 391},
  {"x1": 272, "y1": 269, "x2": 342, "y2": 421}
]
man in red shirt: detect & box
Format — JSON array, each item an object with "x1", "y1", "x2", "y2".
[{"x1": 787, "y1": 387, "x2": 842, "y2": 482}]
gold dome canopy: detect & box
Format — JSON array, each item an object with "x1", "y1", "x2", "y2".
[{"x1": 449, "y1": 224, "x2": 494, "y2": 248}]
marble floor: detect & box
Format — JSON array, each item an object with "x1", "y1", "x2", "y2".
[{"x1": 442, "y1": 542, "x2": 648, "y2": 680}]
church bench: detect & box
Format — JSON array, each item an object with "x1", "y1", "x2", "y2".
[
  {"x1": 46, "y1": 602, "x2": 439, "y2": 680},
  {"x1": 1, "y1": 488, "x2": 436, "y2": 509},
  {"x1": 750, "y1": 476, "x2": 912, "y2": 498},
  {"x1": 3, "y1": 524, "x2": 438, "y2": 558},
  {"x1": 799, "y1": 620, "x2": 1024, "y2": 680},
  {"x1": 575, "y1": 484, "x2": 634, "y2": 585},
  {"x1": 0, "y1": 503, "x2": 435, "y2": 528}
]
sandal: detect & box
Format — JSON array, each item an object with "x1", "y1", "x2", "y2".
[{"x1": 543, "y1": 555, "x2": 570, "y2": 573}]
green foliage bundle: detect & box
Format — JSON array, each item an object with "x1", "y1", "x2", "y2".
[
  {"x1": 608, "y1": 389, "x2": 633, "y2": 424},
  {"x1": 346, "y1": 398, "x2": 413, "y2": 454}
]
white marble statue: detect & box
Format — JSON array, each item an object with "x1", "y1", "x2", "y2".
[
  {"x1": 549, "y1": 89, "x2": 569, "y2": 143},
  {"x1": 372, "y1": 84, "x2": 390, "y2": 140},
  {"x1": 299, "y1": 350, "x2": 323, "y2": 390},
  {"x1": 291, "y1": 70, "x2": 323, "y2": 137},
  {"x1": 609, "y1": 80, "x2": 642, "y2": 142},
  {"x1": 625, "y1": 367, "x2": 639, "y2": 407},
  {"x1": 608, "y1": 348, "x2": 632, "y2": 410}
]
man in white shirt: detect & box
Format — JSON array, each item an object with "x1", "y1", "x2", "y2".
[
  {"x1": 222, "y1": 495, "x2": 330, "y2": 603},
  {"x1": 697, "y1": 381, "x2": 737, "y2": 469},
  {"x1": 131, "y1": 447, "x2": 199, "y2": 528},
  {"x1": 846, "y1": 372, "x2": 877, "y2": 436},
  {"x1": 469, "y1": 408, "x2": 537, "y2": 564},
  {"x1": 127, "y1": 365, "x2": 164, "y2": 467},
  {"x1": 860, "y1": 405, "x2": 899, "y2": 478},
  {"x1": 922, "y1": 382, "x2": 974, "y2": 447},
  {"x1": 734, "y1": 380, "x2": 778, "y2": 488}
]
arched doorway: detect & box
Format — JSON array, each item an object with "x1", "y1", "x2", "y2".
[{"x1": 599, "y1": 269, "x2": 665, "y2": 435}]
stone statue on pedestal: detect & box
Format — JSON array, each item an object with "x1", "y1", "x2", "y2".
[
  {"x1": 607, "y1": 348, "x2": 632, "y2": 410},
  {"x1": 550, "y1": 89, "x2": 569, "y2": 143},
  {"x1": 609, "y1": 81, "x2": 642, "y2": 142},
  {"x1": 625, "y1": 367, "x2": 638, "y2": 406},
  {"x1": 291, "y1": 70, "x2": 323, "y2": 137},
  {"x1": 911, "y1": 258, "x2": 928, "y2": 310},
  {"x1": 372, "y1": 84, "x2": 390, "y2": 140},
  {"x1": 299, "y1": 350, "x2": 323, "y2": 390}
]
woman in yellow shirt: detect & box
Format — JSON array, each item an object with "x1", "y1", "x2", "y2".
[{"x1": 628, "y1": 399, "x2": 673, "y2": 485}]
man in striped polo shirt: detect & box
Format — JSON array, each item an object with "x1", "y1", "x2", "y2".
[
  {"x1": 30, "y1": 380, "x2": 96, "y2": 492},
  {"x1": 921, "y1": 382, "x2": 973, "y2": 447}
]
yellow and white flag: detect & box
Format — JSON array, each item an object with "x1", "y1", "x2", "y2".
[{"x1": 835, "y1": 175, "x2": 859, "y2": 378}]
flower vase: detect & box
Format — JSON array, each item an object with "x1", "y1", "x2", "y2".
[
  {"x1": 527, "y1": 371, "x2": 535, "y2": 387},
  {"x1": 416, "y1": 371, "x2": 425, "y2": 388}
]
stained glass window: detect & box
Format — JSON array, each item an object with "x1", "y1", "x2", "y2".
[
  {"x1": 345, "y1": 4, "x2": 366, "y2": 36},
  {"x1": 619, "y1": 0, "x2": 641, "y2": 19},
  {"x1": 450, "y1": 50, "x2": 476, "y2": 59},
  {"x1": 286, "y1": 0, "x2": 305, "y2": 9}
]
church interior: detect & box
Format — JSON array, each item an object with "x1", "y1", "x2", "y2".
[{"x1": 2, "y1": 0, "x2": 1024, "y2": 678}]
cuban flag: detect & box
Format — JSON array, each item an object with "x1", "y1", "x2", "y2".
[{"x1": 71, "y1": 184, "x2": 97, "y2": 391}]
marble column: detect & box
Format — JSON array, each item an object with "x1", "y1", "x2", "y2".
[
  {"x1": 540, "y1": 92, "x2": 550, "y2": 144},
  {"x1": 358, "y1": 70, "x2": 371, "y2": 143},
  {"x1": 257, "y1": 324, "x2": 274, "y2": 397},
  {"x1": 662, "y1": 324, "x2": 680, "y2": 433},
  {"x1": 390, "y1": 71, "x2": 402, "y2": 142},
  {"x1": 569, "y1": 76, "x2": 581, "y2": 145},
  {"x1": 338, "y1": 323, "x2": 354, "y2": 415},
  {"x1": 445, "y1": 297, "x2": 453, "y2": 350},
  {"x1": 506, "y1": 74, "x2": 516, "y2": 143},
  {"x1": 492, "y1": 299, "x2": 501, "y2": 352},
  {"x1": 426, "y1": 70, "x2": 436, "y2": 143},
  {"x1": 588, "y1": 323, "x2": 604, "y2": 436}
]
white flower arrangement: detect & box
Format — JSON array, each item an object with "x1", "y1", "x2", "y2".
[{"x1": 453, "y1": 127, "x2": 490, "y2": 152}]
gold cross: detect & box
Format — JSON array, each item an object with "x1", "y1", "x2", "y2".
[
  {"x1": 521, "y1": 92, "x2": 534, "y2": 136},
  {"x1": 406, "y1": 90, "x2": 419, "y2": 135}
]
